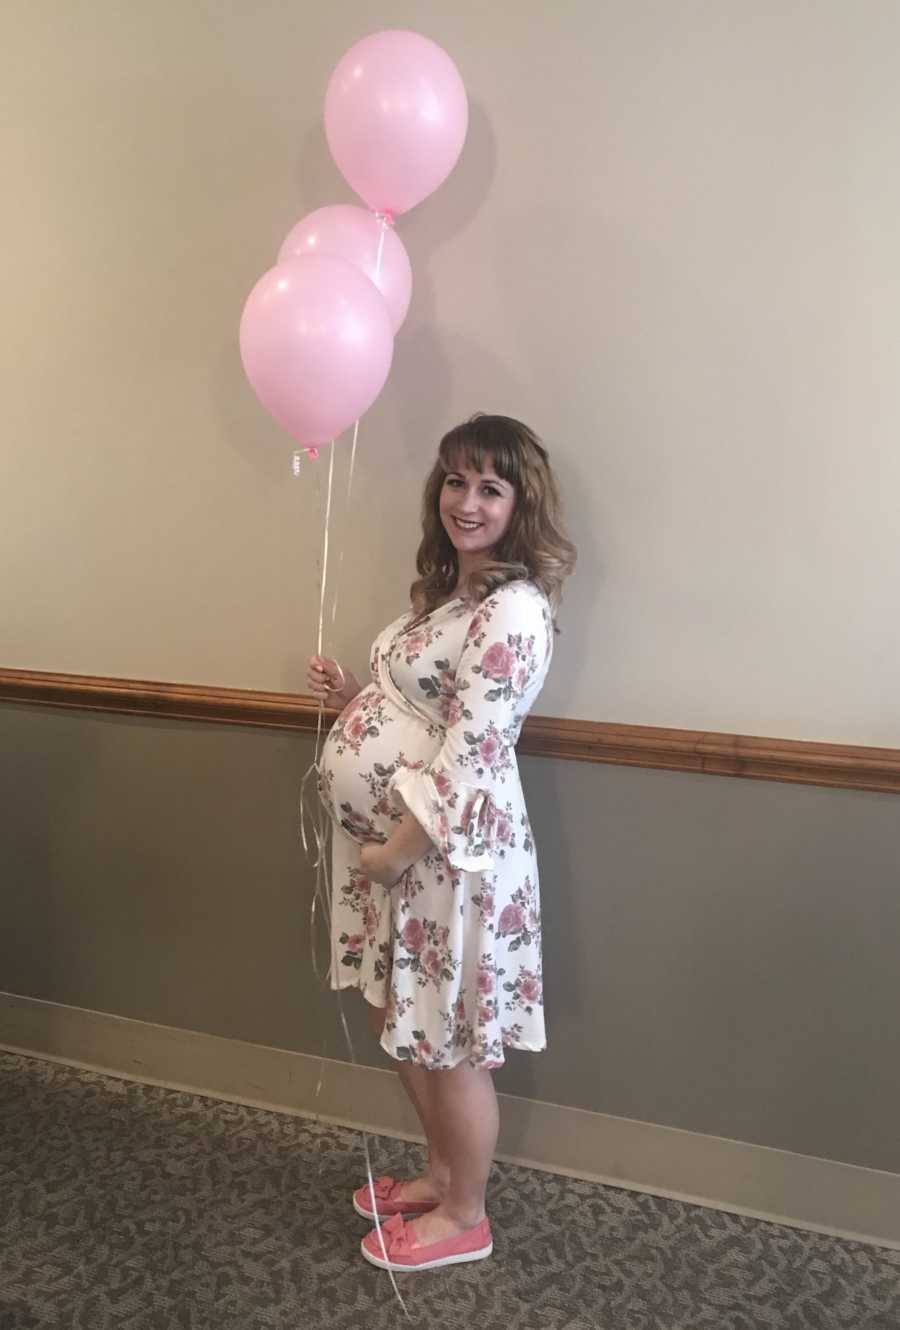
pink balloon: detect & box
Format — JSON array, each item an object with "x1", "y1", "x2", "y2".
[
  {"x1": 239, "y1": 254, "x2": 394, "y2": 447},
  {"x1": 324, "y1": 29, "x2": 468, "y2": 216},
  {"x1": 278, "y1": 205, "x2": 412, "y2": 332}
]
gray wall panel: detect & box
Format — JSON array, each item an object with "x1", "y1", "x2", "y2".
[{"x1": 3, "y1": 703, "x2": 897, "y2": 1175}]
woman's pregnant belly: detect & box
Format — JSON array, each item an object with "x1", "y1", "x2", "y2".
[{"x1": 318, "y1": 682, "x2": 441, "y2": 846}]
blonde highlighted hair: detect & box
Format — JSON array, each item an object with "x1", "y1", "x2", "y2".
[{"x1": 410, "y1": 414, "x2": 577, "y2": 632}]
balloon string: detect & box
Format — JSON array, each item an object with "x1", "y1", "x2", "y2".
[
  {"x1": 297, "y1": 402, "x2": 412, "y2": 1318},
  {"x1": 329, "y1": 215, "x2": 385, "y2": 631},
  {"x1": 374, "y1": 212, "x2": 388, "y2": 280},
  {"x1": 329, "y1": 419, "x2": 359, "y2": 630}
]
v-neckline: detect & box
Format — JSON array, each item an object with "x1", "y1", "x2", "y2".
[{"x1": 401, "y1": 595, "x2": 464, "y2": 635}]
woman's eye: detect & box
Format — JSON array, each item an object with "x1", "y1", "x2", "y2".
[{"x1": 446, "y1": 477, "x2": 501, "y2": 496}]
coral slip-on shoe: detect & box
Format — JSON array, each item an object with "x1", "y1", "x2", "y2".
[
  {"x1": 361, "y1": 1214, "x2": 493, "y2": 1271},
  {"x1": 352, "y1": 1175, "x2": 440, "y2": 1221}
]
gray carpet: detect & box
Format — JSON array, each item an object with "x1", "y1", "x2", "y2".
[{"x1": 1, "y1": 1050, "x2": 898, "y2": 1329}]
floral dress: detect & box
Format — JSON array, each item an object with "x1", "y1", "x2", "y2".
[{"x1": 317, "y1": 579, "x2": 554, "y2": 1071}]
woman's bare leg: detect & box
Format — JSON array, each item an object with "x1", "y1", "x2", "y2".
[
  {"x1": 403, "y1": 1060, "x2": 499, "y2": 1244},
  {"x1": 366, "y1": 1001, "x2": 450, "y2": 1200},
  {"x1": 364, "y1": 1000, "x2": 500, "y2": 1237}
]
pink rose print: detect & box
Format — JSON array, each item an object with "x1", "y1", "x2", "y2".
[
  {"x1": 520, "y1": 973, "x2": 542, "y2": 1003},
  {"x1": 481, "y1": 642, "x2": 516, "y2": 681},
  {"x1": 444, "y1": 696, "x2": 465, "y2": 727},
  {"x1": 497, "y1": 904, "x2": 526, "y2": 936},
  {"x1": 347, "y1": 714, "x2": 368, "y2": 744},
  {"x1": 326, "y1": 585, "x2": 552, "y2": 1070},
  {"x1": 401, "y1": 919, "x2": 426, "y2": 953}
]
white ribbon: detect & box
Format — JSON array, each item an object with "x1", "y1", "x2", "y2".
[{"x1": 296, "y1": 213, "x2": 412, "y2": 1313}]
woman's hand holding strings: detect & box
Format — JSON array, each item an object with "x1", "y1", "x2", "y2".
[{"x1": 306, "y1": 655, "x2": 362, "y2": 709}]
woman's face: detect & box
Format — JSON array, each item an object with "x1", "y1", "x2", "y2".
[{"x1": 439, "y1": 457, "x2": 517, "y2": 560}]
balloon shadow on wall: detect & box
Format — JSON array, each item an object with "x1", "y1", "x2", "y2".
[
  {"x1": 379, "y1": 321, "x2": 528, "y2": 466},
  {"x1": 398, "y1": 98, "x2": 497, "y2": 257},
  {"x1": 376, "y1": 98, "x2": 500, "y2": 450}
]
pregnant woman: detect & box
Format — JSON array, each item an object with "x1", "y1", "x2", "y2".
[{"x1": 310, "y1": 413, "x2": 576, "y2": 1272}]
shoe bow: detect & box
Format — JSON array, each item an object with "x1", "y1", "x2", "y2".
[
  {"x1": 369, "y1": 1176, "x2": 398, "y2": 1200},
  {"x1": 383, "y1": 1218, "x2": 415, "y2": 1255}
]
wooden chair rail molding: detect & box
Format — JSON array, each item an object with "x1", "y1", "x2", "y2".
[{"x1": 1, "y1": 667, "x2": 898, "y2": 795}]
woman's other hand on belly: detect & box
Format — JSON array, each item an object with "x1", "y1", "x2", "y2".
[
  {"x1": 359, "y1": 843, "x2": 406, "y2": 887},
  {"x1": 360, "y1": 809, "x2": 435, "y2": 886}
]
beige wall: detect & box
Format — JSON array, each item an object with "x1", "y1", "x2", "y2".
[{"x1": 2, "y1": 1, "x2": 899, "y2": 745}]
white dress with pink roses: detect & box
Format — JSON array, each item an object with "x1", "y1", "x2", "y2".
[{"x1": 317, "y1": 578, "x2": 553, "y2": 1071}]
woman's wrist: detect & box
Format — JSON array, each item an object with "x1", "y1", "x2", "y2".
[
  {"x1": 325, "y1": 670, "x2": 361, "y2": 708},
  {"x1": 361, "y1": 810, "x2": 434, "y2": 885}
]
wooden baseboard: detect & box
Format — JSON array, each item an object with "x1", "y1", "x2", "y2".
[
  {"x1": 2, "y1": 667, "x2": 899, "y2": 793},
  {"x1": 2, "y1": 991, "x2": 898, "y2": 1252}
]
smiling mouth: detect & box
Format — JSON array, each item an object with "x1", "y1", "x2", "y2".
[{"x1": 452, "y1": 517, "x2": 483, "y2": 531}]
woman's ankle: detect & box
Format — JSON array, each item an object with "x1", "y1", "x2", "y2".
[
  {"x1": 435, "y1": 1198, "x2": 487, "y2": 1229},
  {"x1": 425, "y1": 1159, "x2": 451, "y2": 1192}
]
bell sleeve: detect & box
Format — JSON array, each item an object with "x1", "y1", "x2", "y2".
[{"x1": 388, "y1": 583, "x2": 551, "y2": 872}]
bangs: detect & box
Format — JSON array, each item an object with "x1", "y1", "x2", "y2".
[{"x1": 438, "y1": 422, "x2": 521, "y2": 487}]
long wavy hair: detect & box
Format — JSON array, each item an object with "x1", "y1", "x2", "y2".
[{"x1": 409, "y1": 413, "x2": 577, "y2": 632}]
